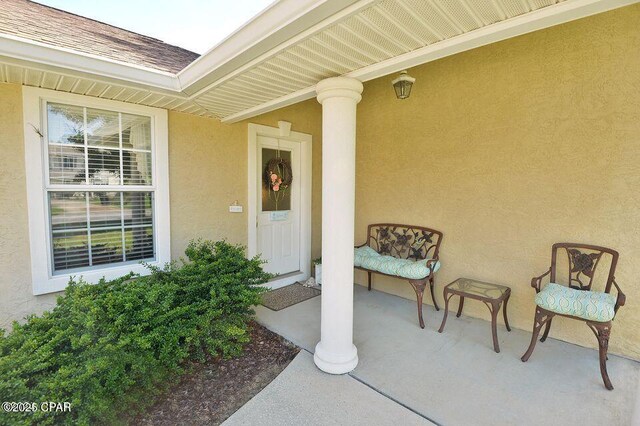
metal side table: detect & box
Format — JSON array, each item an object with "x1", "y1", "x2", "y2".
[{"x1": 438, "y1": 277, "x2": 511, "y2": 353}]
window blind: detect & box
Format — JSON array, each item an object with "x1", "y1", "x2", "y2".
[{"x1": 46, "y1": 102, "x2": 155, "y2": 273}]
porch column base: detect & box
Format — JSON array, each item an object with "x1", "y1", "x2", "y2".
[{"x1": 313, "y1": 342, "x2": 358, "y2": 375}]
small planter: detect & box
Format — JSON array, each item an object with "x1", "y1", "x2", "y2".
[{"x1": 313, "y1": 259, "x2": 322, "y2": 285}]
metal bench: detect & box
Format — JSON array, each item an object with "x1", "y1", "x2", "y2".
[{"x1": 355, "y1": 223, "x2": 443, "y2": 328}]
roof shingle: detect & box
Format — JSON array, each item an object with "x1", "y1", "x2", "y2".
[{"x1": 0, "y1": 0, "x2": 200, "y2": 73}]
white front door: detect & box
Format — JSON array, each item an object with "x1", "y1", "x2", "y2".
[{"x1": 256, "y1": 136, "x2": 301, "y2": 275}]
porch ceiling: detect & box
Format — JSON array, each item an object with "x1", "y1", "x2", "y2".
[
  {"x1": 195, "y1": 0, "x2": 567, "y2": 121},
  {"x1": 0, "y1": 0, "x2": 635, "y2": 122}
]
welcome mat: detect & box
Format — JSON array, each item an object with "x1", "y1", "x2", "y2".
[{"x1": 261, "y1": 283, "x2": 321, "y2": 311}]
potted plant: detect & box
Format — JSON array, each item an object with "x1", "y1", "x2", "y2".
[{"x1": 313, "y1": 258, "x2": 322, "y2": 285}]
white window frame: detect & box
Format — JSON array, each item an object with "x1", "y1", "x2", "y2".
[{"x1": 23, "y1": 87, "x2": 171, "y2": 295}]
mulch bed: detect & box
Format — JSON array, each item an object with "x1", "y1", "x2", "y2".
[{"x1": 134, "y1": 321, "x2": 300, "y2": 425}]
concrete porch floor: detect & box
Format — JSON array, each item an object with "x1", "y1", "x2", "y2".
[{"x1": 240, "y1": 285, "x2": 639, "y2": 425}]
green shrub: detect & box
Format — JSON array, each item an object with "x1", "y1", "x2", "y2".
[{"x1": 0, "y1": 240, "x2": 268, "y2": 425}]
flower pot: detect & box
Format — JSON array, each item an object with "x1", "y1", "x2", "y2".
[{"x1": 314, "y1": 264, "x2": 322, "y2": 285}]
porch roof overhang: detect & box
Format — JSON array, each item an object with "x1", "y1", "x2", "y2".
[{"x1": 0, "y1": 0, "x2": 636, "y2": 121}]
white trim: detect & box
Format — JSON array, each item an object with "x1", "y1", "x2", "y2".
[
  {"x1": 223, "y1": 87, "x2": 318, "y2": 124},
  {"x1": 179, "y1": 0, "x2": 331, "y2": 86},
  {"x1": 23, "y1": 86, "x2": 171, "y2": 295},
  {"x1": 278, "y1": 121, "x2": 292, "y2": 137},
  {"x1": 221, "y1": 0, "x2": 638, "y2": 123},
  {"x1": 247, "y1": 123, "x2": 312, "y2": 287},
  {"x1": 179, "y1": 0, "x2": 377, "y2": 96},
  {"x1": 0, "y1": 33, "x2": 179, "y2": 90}
]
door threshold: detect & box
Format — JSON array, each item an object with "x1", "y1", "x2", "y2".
[
  {"x1": 262, "y1": 270, "x2": 307, "y2": 290},
  {"x1": 269, "y1": 271, "x2": 302, "y2": 281}
]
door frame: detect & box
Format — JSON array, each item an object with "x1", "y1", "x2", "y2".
[{"x1": 248, "y1": 122, "x2": 312, "y2": 289}]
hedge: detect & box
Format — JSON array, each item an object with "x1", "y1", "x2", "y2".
[{"x1": 0, "y1": 240, "x2": 268, "y2": 425}]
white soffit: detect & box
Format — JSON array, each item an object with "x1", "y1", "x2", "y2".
[
  {"x1": 210, "y1": 0, "x2": 638, "y2": 123},
  {"x1": 0, "y1": 60, "x2": 212, "y2": 116},
  {"x1": 0, "y1": 34, "x2": 211, "y2": 117},
  {"x1": 0, "y1": 0, "x2": 636, "y2": 121}
]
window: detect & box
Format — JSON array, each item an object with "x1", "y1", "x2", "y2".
[
  {"x1": 46, "y1": 103, "x2": 155, "y2": 273},
  {"x1": 61, "y1": 156, "x2": 75, "y2": 169},
  {"x1": 23, "y1": 88, "x2": 170, "y2": 295}
]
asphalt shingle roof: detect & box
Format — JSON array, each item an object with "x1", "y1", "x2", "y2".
[{"x1": 0, "y1": 0, "x2": 200, "y2": 73}]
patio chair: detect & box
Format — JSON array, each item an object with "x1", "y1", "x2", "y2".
[
  {"x1": 521, "y1": 243, "x2": 625, "y2": 390},
  {"x1": 354, "y1": 223, "x2": 443, "y2": 328}
]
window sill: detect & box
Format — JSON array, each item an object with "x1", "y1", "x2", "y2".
[{"x1": 33, "y1": 260, "x2": 167, "y2": 295}]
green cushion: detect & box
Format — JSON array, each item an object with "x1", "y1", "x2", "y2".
[
  {"x1": 354, "y1": 245, "x2": 379, "y2": 263},
  {"x1": 354, "y1": 246, "x2": 440, "y2": 280},
  {"x1": 535, "y1": 283, "x2": 616, "y2": 322}
]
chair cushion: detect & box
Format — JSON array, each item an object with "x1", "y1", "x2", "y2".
[
  {"x1": 535, "y1": 283, "x2": 616, "y2": 322},
  {"x1": 354, "y1": 245, "x2": 380, "y2": 263},
  {"x1": 354, "y1": 246, "x2": 440, "y2": 280}
]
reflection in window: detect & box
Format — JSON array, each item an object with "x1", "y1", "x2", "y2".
[
  {"x1": 47, "y1": 104, "x2": 152, "y2": 186},
  {"x1": 122, "y1": 113, "x2": 151, "y2": 150},
  {"x1": 62, "y1": 157, "x2": 75, "y2": 169},
  {"x1": 45, "y1": 101, "x2": 155, "y2": 274},
  {"x1": 123, "y1": 150, "x2": 152, "y2": 185},
  {"x1": 49, "y1": 191, "x2": 154, "y2": 272},
  {"x1": 88, "y1": 147, "x2": 121, "y2": 185},
  {"x1": 47, "y1": 103, "x2": 84, "y2": 145},
  {"x1": 87, "y1": 108, "x2": 119, "y2": 148},
  {"x1": 48, "y1": 144, "x2": 85, "y2": 185}
]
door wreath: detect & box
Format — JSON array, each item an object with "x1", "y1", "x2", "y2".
[{"x1": 264, "y1": 157, "x2": 293, "y2": 210}]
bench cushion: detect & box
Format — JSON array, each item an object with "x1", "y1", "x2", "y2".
[
  {"x1": 535, "y1": 283, "x2": 616, "y2": 322},
  {"x1": 354, "y1": 246, "x2": 440, "y2": 280}
]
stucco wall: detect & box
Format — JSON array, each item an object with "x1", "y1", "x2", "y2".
[
  {"x1": 168, "y1": 111, "x2": 248, "y2": 258},
  {"x1": 353, "y1": 5, "x2": 640, "y2": 358},
  {"x1": 1, "y1": 5, "x2": 638, "y2": 359},
  {"x1": 0, "y1": 83, "x2": 58, "y2": 327},
  {"x1": 168, "y1": 99, "x2": 323, "y2": 262}
]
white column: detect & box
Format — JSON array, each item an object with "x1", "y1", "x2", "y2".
[{"x1": 314, "y1": 77, "x2": 363, "y2": 374}]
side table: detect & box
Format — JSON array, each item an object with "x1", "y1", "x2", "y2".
[{"x1": 438, "y1": 277, "x2": 511, "y2": 353}]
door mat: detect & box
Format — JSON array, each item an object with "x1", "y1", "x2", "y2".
[{"x1": 261, "y1": 282, "x2": 321, "y2": 311}]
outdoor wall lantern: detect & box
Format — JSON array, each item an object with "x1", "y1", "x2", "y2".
[{"x1": 392, "y1": 70, "x2": 415, "y2": 99}]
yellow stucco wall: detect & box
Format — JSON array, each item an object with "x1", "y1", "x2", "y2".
[
  {"x1": 168, "y1": 111, "x2": 248, "y2": 258},
  {"x1": 0, "y1": 5, "x2": 638, "y2": 359},
  {"x1": 167, "y1": 99, "x2": 323, "y2": 262},
  {"x1": 0, "y1": 83, "x2": 58, "y2": 326},
  {"x1": 353, "y1": 5, "x2": 640, "y2": 358}
]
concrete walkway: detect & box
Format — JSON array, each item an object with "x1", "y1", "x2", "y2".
[
  {"x1": 242, "y1": 285, "x2": 639, "y2": 426},
  {"x1": 224, "y1": 350, "x2": 432, "y2": 425}
]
